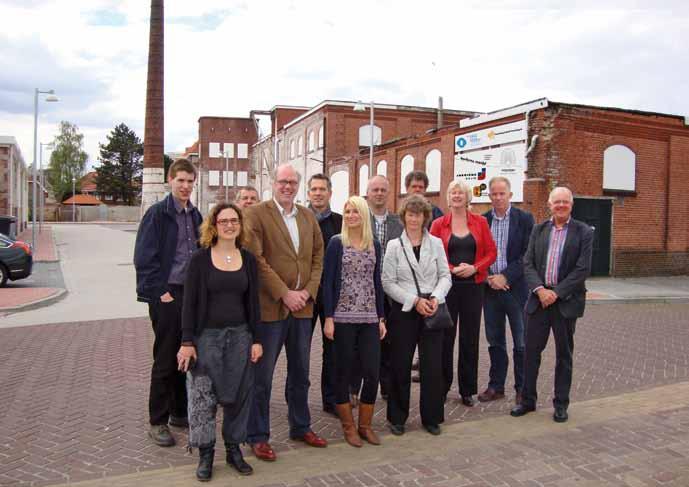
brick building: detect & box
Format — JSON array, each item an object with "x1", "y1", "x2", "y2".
[
  {"x1": 251, "y1": 101, "x2": 478, "y2": 210},
  {"x1": 0, "y1": 136, "x2": 29, "y2": 235},
  {"x1": 351, "y1": 98, "x2": 689, "y2": 277}
]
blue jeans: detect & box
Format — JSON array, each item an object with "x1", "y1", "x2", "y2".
[
  {"x1": 247, "y1": 316, "x2": 313, "y2": 443},
  {"x1": 482, "y1": 287, "x2": 526, "y2": 393}
]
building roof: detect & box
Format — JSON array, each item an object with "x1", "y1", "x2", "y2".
[
  {"x1": 62, "y1": 194, "x2": 103, "y2": 205},
  {"x1": 80, "y1": 171, "x2": 98, "y2": 192}
]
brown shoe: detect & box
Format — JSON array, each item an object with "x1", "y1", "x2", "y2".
[
  {"x1": 335, "y1": 404, "x2": 363, "y2": 447},
  {"x1": 250, "y1": 442, "x2": 276, "y2": 462},
  {"x1": 293, "y1": 431, "x2": 328, "y2": 448},
  {"x1": 358, "y1": 403, "x2": 381, "y2": 445},
  {"x1": 478, "y1": 388, "x2": 505, "y2": 402}
]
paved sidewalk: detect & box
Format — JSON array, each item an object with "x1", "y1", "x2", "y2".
[
  {"x1": 587, "y1": 275, "x2": 689, "y2": 303},
  {"x1": 1, "y1": 303, "x2": 688, "y2": 486},
  {"x1": 16, "y1": 225, "x2": 58, "y2": 262}
]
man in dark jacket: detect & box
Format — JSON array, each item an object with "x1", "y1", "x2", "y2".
[
  {"x1": 134, "y1": 158, "x2": 203, "y2": 447},
  {"x1": 511, "y1": 187, "x2": 593, "y2": 423},
  {"x1": 479, "y1": 177, "x2": 534, "y2": 405},
  {"x1": 306, "y1": 173, "x2": 342, "y2": 415}
]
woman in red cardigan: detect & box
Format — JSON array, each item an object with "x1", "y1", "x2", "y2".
[{"x1": 430, "y1": 180, "x2": 497, "y2": 406}]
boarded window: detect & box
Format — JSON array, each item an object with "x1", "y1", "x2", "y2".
[
  {"x1": 400, "y1": 155, "x2": 414, "y2": 194},
  {"x1": 425, "y1": 149, "x2": 441, "y2": 192},
  {"x1": 603, "y1": 145, "x2": 635, "y2": 192}
]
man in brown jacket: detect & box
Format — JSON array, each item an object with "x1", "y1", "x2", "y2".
[{"x1": 244, "y1": 163, "x2": 327, "y2": 461}]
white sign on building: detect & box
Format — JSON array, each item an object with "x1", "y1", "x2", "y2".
[{"x1": 454, "y1": 120, "x2": 527, "y2": 203}]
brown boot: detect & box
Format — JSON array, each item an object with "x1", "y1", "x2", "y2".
[
  {"x1": 357, "y1": 403, "x2": 381, "y2": 445},
  {"x1": 335, "y1": 403, "x2": 363, "y2": 447}
]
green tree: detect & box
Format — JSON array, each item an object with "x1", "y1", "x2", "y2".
[
  {"x1": 95, "y1": 123, "x2": 144, "y2": 205},
  {"x1": 47, "y1": 121, "x2": 89, "y2": 202},
  {"x1": 164, "y1": 154, "x2": 173, "y2": 180}
]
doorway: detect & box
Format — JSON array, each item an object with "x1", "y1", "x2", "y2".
[{"x1": 572, "y1": 198, "x2": 612, "y2": 276}]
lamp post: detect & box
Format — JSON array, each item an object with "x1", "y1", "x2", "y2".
[
  {"x1": 39, "y1": 142, "x2": 54, "y2": 233},
  {"x1": 32, "y1": 88, "x2": 59, "y2": 250},
  {"x1": 72, "y1": 177, "x2": 76, "y2": 223},
  {"x1": 353, "y1": 100, "x2": 374, "y2": 179}
]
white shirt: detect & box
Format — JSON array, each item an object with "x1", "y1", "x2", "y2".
[{"x1": 273, "y1": 198, "x2": 300, "y2": 254}]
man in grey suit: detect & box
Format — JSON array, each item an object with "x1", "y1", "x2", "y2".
[{"x1": 511, "y1": 187, "x2": 593, "y2": 423}]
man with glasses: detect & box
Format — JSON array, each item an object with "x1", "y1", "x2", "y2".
[
  {"x1": 235, "y1": 186, "x2": 260, "y2": 209},
  {"x1": 244, "y1": 164, "x2": 327, "y2": 461}
]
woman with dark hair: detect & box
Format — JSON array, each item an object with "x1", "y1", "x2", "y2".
[
  {"x1": 177, "y1": 202, "x2": 263, "y2": 482},
  {"x1": 382, "y1": 195, "x2": 451, "y2": 436},
  {"x1": 430, "y1": 180, "x2": 496, "y2": 407}
]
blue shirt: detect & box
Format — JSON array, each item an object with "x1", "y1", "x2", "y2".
[
  {"x1": 168, "y1": 197, "x2": 197, "y2": 285},
  {"x1": 489, "y1": 206, "x2": 511, "y2": 275}
]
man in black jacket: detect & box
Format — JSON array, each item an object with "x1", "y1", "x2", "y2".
[
  {"x1": 134, "y1": 158, "x2": 203, "y2": 446},
  {"x1": 511, "y1": 187, "x2": 593, "y2": 423},
  {"x1": 479, "y1": 177, "x2": 534, "y2": 405},
  {"x1": 305, "y1": 173, "x2": 342, "y2": 414}
]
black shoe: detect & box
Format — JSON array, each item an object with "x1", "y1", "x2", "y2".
[
  {"x1": 510, "y1": 404, "x2": 535, "y2": 417},
  {"x1": 461, "y1": 396, "x2": 475, "y2": 407},
  {"x1": 389, "y1": 424, "x2": 405, "y2": 436},
  {"x1": 423, "y1": 424, "x2": 441, "y2": 436},
  {"x1": 196, "y1": 447, "x2": 214, "y2": 482},
  {"x1": 226, "y1": 443, "x2": 253, "y2": 476},
  {"x1": 169, "y1": 415, "x2": 189, "y2": 428},
  {"x1": 553, "y1": 406, "x2": 568, "y2": 423},
  {"x1": 149, "y1": 424, "x2": 175, "y2": 447}
]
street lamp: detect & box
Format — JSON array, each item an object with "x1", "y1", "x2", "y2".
[
  {"x1": 353, "y1": 100, "x2": 375, "y2": 179},
  {"x1": 39, "y1": 142, "x2": 55, "y2": 233},
  {"x1": 72, "y1": 177, "x2": 76, "y2": 223},
  {"x1": 32, "y1": 88, "x2": 59, "y2": 250}
]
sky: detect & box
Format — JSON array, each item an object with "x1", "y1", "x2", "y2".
[{"x1": 1, "y1": 0, "x2": 688, "y2": 171}]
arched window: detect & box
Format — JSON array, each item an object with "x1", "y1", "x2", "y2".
[
  {"x1": 318, "y1": 125, "x2": 324, "y2": 148},
  {"x1": 297, "y1": 135, "x2": 304, "y2": 156},
  {"x1": 308, "y1": 131, "x2": 315, "y2": 152},
  {"x1": 400, "y1": 155, "x2": 414, "y2": 194},
  {"x1": 377, "y1": 160, "x2": 387, "y2": 177},
  {"x1": 425, "y1": 149, "x2": 441, "y2": 192},
  {"x1": 359, "y1": 165, "x2": 369, "y2": 196},
  {"x1": 358, "y1": 125, "x2": 382, "y2": 146},
  {"x1": 289, "y1": 139, "x2": 296, "y2": 159},
  {"x1": 330, "y1": 170, "x2": 349, "y2": 213},
  {"x1": 603, "y1": 145, "x2": 636, "y2": 192}
]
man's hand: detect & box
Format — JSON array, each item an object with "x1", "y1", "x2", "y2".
[
  {"x1": 536, "y1": 288, "x2": 558, "y2": 308},
  {"x1": 283, "y1": 290, "x2": 307, "y2": 312},
  {"x1": 160, "y1": 292, "x2": 174, "y2": 303},
  {"x1": 323, "y1": 317, "x2": 335, "y2": 340},
  {"x1": 379, "y1": 319, "x2": 387, "y2": 340},
  {"x1": 298, "y1": 289, "x2": 311, "y2": 303},
  {"x1": 250, "y1": 344, "x2": 263, "y2": 363},
  {"x1": 488, "y1": 274, "x2": 510, "y2": 291},
  {"x1": 452, "y1": 263, "x2": 477, "y2": 278}
]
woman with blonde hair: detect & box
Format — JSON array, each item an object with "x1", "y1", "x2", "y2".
[
  {"x1": 430, "y1": 180, "x2": 496, "y2": 407},
  {"x1": 177, "y1": 202, "x2": 263, "y2": 481},
  {"x1": 323, "y1": 196, "x2": 386, "y2": 447}
]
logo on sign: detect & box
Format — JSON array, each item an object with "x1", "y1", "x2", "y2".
[{"x1": 456, "y1": 137, "x2": 467, "y2": 149}]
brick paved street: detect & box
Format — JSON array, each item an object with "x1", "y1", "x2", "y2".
[{"x1": 1, "y1": 303, "x2": 688, "y2": 486}]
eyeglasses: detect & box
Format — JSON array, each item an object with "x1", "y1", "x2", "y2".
[
  {"x1": 276, "y1": 179, "x2": 299, "y2": 187},
  {"x1": 217, "y1": 218, "x2": 241, "y2": 227}
]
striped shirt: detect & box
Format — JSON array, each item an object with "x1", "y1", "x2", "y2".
[
  {"x1": 544, "y1": 219, "x2": 570, "y2": 287},
  {"x1": 489, "y1": 207, "x2": 511, "y2": 275},
  {"x1": 373, "y1": 212, "x2": 388, "y2": 251}
]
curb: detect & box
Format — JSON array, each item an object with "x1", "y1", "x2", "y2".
[
  {"x1": 587, "y1": 296, "x2": 689, "y2": 305},
  {"x1": 0, "y1": 288, "x2": 68, "y2": 313}
]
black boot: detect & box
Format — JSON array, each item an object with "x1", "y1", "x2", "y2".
[
  {"x1": 226, "y1": 443, "x2": 253, "y2": 476},
  {"x1": 196, "y1": 447, "x2": 214, "y2": 482}
]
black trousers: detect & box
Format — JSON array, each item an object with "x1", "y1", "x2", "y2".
[
  {"x1": 148, "y1": 285, "x2": 187, "y2": 425},
  {"x1": 350, "y1": 299, "x2": 392, "y2": 397},
  {"x1": 444, "y1": 282, "x2": 484, "y2": 398},
  {"x1": 387, "y1": 301, "x2": 444, "y2": 427},
  {"x1": 522, "y1": 302, "x2": 576, "y2": 409},
  {"x1": 334, "y1": 322, "x2": 380, "y2": 405}
]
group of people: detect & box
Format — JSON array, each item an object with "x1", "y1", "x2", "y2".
[{"x1": 134, "y1": 158, "x2": 593, "y2": 482}]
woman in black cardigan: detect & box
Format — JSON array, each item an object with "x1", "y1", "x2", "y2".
[{"x1": 177, "y1": 202, "x2": 263, "y2": 482}]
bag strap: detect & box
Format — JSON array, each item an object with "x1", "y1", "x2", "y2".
[{"x1": 398, "y1": 237, "x2": 423, "y2": 297}]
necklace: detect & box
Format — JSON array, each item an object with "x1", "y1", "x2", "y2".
[{"x1": 225, "y1": 254, "x2": 233, "y2": 263}]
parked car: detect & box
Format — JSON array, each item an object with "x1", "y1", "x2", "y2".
[{"x1": 0, "y1": 232, "x2": 33, "y2": 287}]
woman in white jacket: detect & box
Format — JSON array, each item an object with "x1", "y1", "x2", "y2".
[{"x1": 382, "y1": 194, "x2": 451, "y2": 436}]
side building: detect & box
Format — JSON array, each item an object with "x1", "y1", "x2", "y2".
[{"x1": 0, "y1": 136, "x2": 29, "y2": 236}]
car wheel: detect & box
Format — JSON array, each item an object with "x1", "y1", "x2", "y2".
[{"x1": 0, "y1": 263, "x2": 7, "y2": 287}]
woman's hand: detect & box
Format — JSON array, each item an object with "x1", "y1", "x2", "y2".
[
  {"x1": 427, "y1": 297, "x2": 438, "y2": 315},
  {"x1": 177, "y1": 345, "x2": 197, "y2": 372},
  {"x1": 324, "y1": 317, "x2": 335, "y2": 340},
  {"x1": 415, "y1": 298, "x2": 433, "y2": 317},
  {"x1": 453, "y1": 263, "x2": 476, "y2": 278},
  {"x1": 250, "y1": 344, "x2": 263, "y2": 363},
  {"x1": 379, "y1": 319, "x2": 387, "y2": 340}
]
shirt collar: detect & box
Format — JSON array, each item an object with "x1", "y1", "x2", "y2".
[
  {"x1": 371, "y1": 209, "x2": 388, "y2": 220},
  {"x1": 274, "y1": 198, "x2": 298, "y2": 218},
  {"x1": 491, "y1": 205, "x2": 511, "y2": 221},
  {"x1": 172, "y1": 196, "x2": 193, "y2": 214},
  {"x1": 549, "y1": 217, "x2": 571, "y2": 229}
]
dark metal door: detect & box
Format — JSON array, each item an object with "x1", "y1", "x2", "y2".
[{"x1": 572, "y1": 198, "x2": 612, "y2": 276}]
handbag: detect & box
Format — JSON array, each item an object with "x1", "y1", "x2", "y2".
[{"x1": 398, "y1": 238, "x2": 453, "y2": 330}]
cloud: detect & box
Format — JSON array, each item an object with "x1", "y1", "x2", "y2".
[
  {"x1": 84, "y1": 9, "x2": 128, "y2": 27},
  {"x1": 168, "y1": 9, "x2": 237, "y2": 32}
]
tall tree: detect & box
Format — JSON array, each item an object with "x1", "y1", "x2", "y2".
[
  {"x1": 95, "y1": 123, "x2": 144, "y2": 205},
  {"x1": 47, "y1": 121, "x2": 89, "y2": 202}
]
